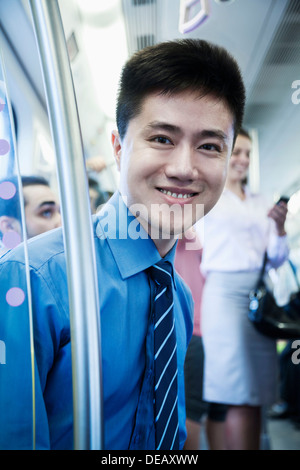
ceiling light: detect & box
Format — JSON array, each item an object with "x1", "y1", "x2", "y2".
[{"x1": 76, "y1": 0, "x2": 121, "y2": 27}]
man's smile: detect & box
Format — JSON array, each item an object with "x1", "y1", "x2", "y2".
[{"x1": 157, "y1": 187, "x2": 198, "y2": 200}]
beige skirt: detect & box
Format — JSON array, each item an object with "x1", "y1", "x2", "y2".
[{"x1": 201, "y1": 270, "x2": 278, "y2": 406}]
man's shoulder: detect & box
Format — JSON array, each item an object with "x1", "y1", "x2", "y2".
[{"x1": 0, "y1": 227, "x2": 65, "y2": 271}]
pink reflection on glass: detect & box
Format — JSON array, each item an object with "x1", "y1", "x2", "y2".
[
  {"x1": 0, "y1": 181, "x2": 16, "y2": 200},
  {"x1": 2, "y1": 231, "x2": 21, "y2": 249},
  {"x1": 0, "y1": 99, "x2": 4, "y2": 112},
  {"x1": 6, "y1": 287, "x2": 25, "y2": 307},
  {"x1": 0, "y1": 139, "x2": 10, "y2": 155}
]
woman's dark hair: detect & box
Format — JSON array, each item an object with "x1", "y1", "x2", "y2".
[
  {"x1": 238, "y1": 127, "x2": 251, "y2": 140},
  {"x1": 116, "y1": 39, "x2": 246, "y2": 141}
]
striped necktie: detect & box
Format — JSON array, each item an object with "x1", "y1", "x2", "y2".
[{"x1": 147, "y1": 260, "x2": 179, "y2": 450}]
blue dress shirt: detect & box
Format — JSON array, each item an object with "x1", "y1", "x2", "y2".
[{"x1": 0, "y1": 192, "x2": 193, "y2": 450}]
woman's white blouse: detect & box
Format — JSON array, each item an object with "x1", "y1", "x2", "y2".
[{"x1": 195, "y1": 187, "x2": 289, "y2": 275}]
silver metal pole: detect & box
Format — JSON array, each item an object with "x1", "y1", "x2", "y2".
[{"x1": 28, "y1": 0, "x2": 103, "y2": 450}]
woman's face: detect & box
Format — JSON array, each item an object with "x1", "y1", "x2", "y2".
[{"x1": 228, "y1": 134, "x2": 251, "y2": 184}]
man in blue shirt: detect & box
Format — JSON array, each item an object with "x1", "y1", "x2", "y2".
[
  {"x1": 0, "y1": 175, "x2": 61, "y2": 256},
  {"x1": 0, "y1": 39, "x2": 245, "y2": 449}
]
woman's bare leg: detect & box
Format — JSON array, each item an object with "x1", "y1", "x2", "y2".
[
  {"x1": 225, "y1": 405, "x2": 261, "y2": 450},
  {"x1": 184, "y1": 418, "x2": 201, "y2": 450}
]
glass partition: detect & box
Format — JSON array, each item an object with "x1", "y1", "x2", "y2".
[
  {"x1": 0, "y1": 0, "x2": 103, "y2": 450},
  {"x1": 0, "y1": 46, "x2": 36, "y2": 449}
]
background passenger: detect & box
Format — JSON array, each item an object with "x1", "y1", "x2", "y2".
[
  {"x1": 0, "y1": 175, "x2": 61, "y2": 255},
  {"x1": 88, "y1": 175, "x2": 110, "y2": 214},
  {"x1": 196, "y1": 128, "x2": 289, "y2": 450},
  {"x1": 21, "y1": 175, "x2": 61, "y2": 238}
]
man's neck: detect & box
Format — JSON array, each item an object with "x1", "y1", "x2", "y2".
[{"x1": 152, "y1": 237, "x2": 177, "y2": 258}]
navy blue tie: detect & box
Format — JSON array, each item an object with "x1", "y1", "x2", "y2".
[{"x1": 148, "y1": 260, "x2": 179, "y2": 450}]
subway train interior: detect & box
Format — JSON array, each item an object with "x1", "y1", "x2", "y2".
[{"x1": 0, "y1": 0, "x2": 300, "y2": 451}]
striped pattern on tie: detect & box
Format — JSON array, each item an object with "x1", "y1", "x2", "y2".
[{"x1": 147, "y1": 260, "x2": 179, "y2": 450}]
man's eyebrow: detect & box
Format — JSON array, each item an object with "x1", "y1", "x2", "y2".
[
  {"x1": 145, "y1": 122, "x2": 229, "y2": 143},
  {"x1": 37, "y1": 201, "x2": 56, "y2": 209},
  {"x1": 197, "y1": 129, "x2": 229, "y2": 143},
  {"x1": 145, "y1": 121, "x2": 181, "y2": 134}
]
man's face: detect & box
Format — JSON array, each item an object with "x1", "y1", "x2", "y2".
[
  {"x1": 112, "y1": 91, "x2": 234, "y2": 254},
  {"x1": 23, "y1": 184, "x2": 61, "y2": 238}
]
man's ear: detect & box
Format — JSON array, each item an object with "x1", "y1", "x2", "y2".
[
  {"x1": 111, "y1": 130, "x2": 122, "y2": 171},
  {"x1": 0, "y1": 216, "x2": 16, "y2": 234}
]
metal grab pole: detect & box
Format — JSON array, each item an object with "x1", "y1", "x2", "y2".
[{"x1": 29, "y1": 0, "x2": 103, "y2": 450}]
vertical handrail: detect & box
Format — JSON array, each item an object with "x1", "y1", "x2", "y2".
[{"x1": 28, "y1": 0, "x2": 103, "y2": 450}]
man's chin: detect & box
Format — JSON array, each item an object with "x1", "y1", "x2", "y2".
[{"x1": 148, "y1": 222, "x2": 191, "y2": 241}]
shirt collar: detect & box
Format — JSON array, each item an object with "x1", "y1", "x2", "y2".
[{"x1": 94, "y1": 191, "x2": 177, "y2": 288}]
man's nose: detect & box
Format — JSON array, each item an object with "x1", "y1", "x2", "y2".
[
  {"x1": 240, "y1": 151, "x2": 250, "y2": 163},
  {"x1": 54, "y1": 211, "x2": 62, "y2": 228},
  {"x1": 165, "y1": 145, "x2": 198, "y2": 181}
]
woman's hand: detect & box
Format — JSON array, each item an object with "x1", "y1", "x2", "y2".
[{"x1": 268, "y1": 201, "x2": 288, "y2": 236}]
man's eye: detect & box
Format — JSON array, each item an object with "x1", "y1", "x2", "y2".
[
  {"x1": 40, "y1": 209, "x2": 53, "y2": 218},
  {"x1": 199, "y1": 143, "x2": 221, "y2": 152},
  {"x1": 151, "y1": 136, "x2": 172, "y2": 145}
]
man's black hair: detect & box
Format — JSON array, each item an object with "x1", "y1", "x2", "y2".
[
  {"x1": 116, "y1": 39, "x2": 245, "y2": 141},
  {"x1": 21, "y1": 175, "x2": 49, "y2": 188},
  {"x1": 21, "y1": 175, "x2": 50, "y2": 206},
  {"x1": 0, "y1": 175, "x2": 50, "y2": 222}
]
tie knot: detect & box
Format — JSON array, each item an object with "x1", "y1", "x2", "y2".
[{"x1": 148, "y1": 260, "x2": 173, "y2": 287}]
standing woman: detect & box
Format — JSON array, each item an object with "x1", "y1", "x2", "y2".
[{"x1": 197, "y1": 129, "x2": 289, "y2": 450}]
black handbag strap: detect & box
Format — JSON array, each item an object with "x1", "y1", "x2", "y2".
[{"x1": 257, "y1": 251, "x2": 268, "y2": 285}]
